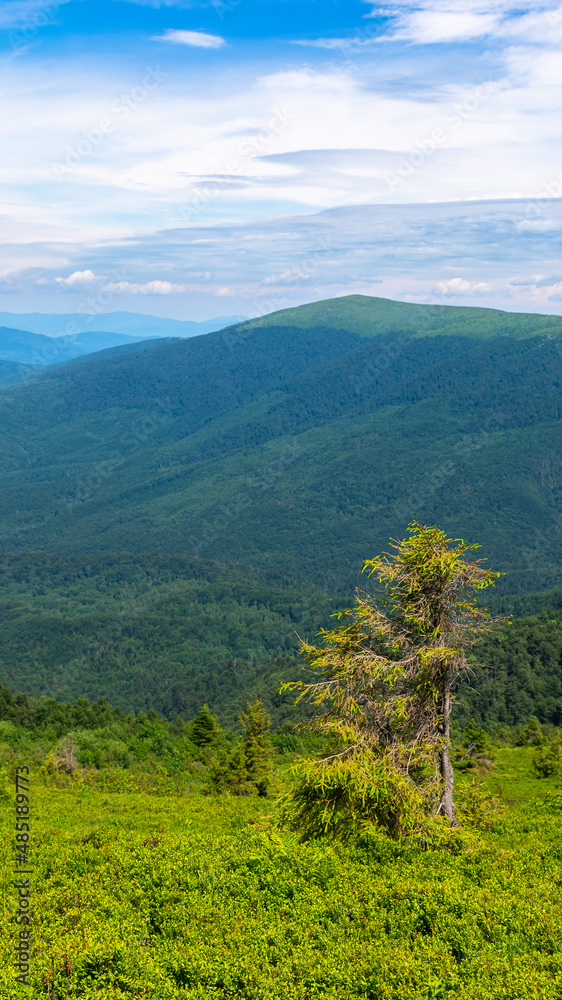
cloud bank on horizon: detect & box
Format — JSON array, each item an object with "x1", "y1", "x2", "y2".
[{"x1": 1, "y1": 0, "x2": 562, "y2": 319}]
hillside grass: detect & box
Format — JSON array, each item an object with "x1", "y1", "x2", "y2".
[{"x1": 1, "y1": 751, "x2": 562, "y2": 998}]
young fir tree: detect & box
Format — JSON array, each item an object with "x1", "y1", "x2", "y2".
[
  {"x1": 207, "y1": 699, "x2": 273, "y2": 796},
  {"x1": 282, "y1": 522, "x2": 502, "y2": 837},
  {"x1": 240, "y1": 699, "x2": 272, "y2": 797},
  {"x1": 189, "y1": 704, "x2": 221, "y2": 748}
]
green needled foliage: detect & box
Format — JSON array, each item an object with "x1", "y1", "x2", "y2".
[
  {"x1": 240, "y1": 699, "x2": 273, "y2": 796},
  {"x1": 190, "y1": 704, "x2": 222, "y2": 748},
  {"x1": 207, "y1": 699, "x2": 274, "y2": 797},
  {"x1": 282, "y1": 523, "x2": 503, "y2": 838}
]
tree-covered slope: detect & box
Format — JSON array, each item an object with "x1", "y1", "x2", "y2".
[
  {"x1": 0, "y1": 298, "x2": 558, "y2": 594},
  {"x1": 0, "y1": 359, "x2": 35, "y2": 386},
  {"x1": 0, "y1": 552, "x2": 335, "y2": 724},
  {"x1": 0, "y1": 552, "x2": 560, "y2": 727},
  {"x1": 240, "y1": 293, "x2": 562, "y2": 341}
]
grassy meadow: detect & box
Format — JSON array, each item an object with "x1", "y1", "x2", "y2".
[{"x1": 2, "y1": 749, "x2": 562, "y2": 999}]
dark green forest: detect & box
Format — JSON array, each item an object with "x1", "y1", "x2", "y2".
[
  {"x1": 0, "y1": 295, "x2": 559, "y2": 593},
  {"x1": 0, "y1": 294, "x2": 560, "y2": 729},
  {"x1": 0, "y1": 550, "x2": 560, "y2": 727}
]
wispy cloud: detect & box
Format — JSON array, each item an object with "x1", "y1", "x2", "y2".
[
  {"x1": 291, "y1": 36, "x2": 377, "y2": 51},
  {"x1": 367, "y1": 1, "x2": 558, "y2": 44},
  {"x1": 386, "y1": 10, "x2": 500, "y2": 43},
  {"x1": 103, "y1": 280, "x2": 189, "y2": 294},
  {"x1": 433, "y1": 277, "x2": 493, "y2": 297},
  {"x1": 151, "y1": 28, "x2": 226, "y2": 48},
  {"x1": 4, "y1": 199, "x2": 562, "y2": 318},
  {"x1": 2, "y1": 0, "x2": 562, "y2": 320},
  {"x1": 0, "y1": 0, "x2": 70, "y2": 29}
]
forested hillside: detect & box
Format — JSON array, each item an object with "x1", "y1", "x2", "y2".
[
  {"x1": 0, "y1": 551, "x2": 560, "y2": 727},
  {"x1": 0, "y1": 294, "x2": 560, "y2": 724},
  {"x1": 0, "y1": 552, "x2": 334, "y2": 724},
  {"x1": 0, "y1": 295, "x2": 559, "y2": 594}
]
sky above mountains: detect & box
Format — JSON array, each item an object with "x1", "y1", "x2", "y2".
[{"x1": 1, "y1": 0, "x2": 562, "y2": 318}]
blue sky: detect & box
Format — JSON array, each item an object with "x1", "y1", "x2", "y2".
[{"x1": 1, "y1": 0, "x2": 562, "y2": 320}]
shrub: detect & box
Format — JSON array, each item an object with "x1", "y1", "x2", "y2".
[
  {"x1": 533, "y1": 732, "x2": 562, "y2": 777},
  {"x1": 455, "y1": 779, "x2": 506, "y2": 830},
  {"x1": 515, "y1": 717, "x2": 546, "y2": 747},
  {"x1": 453, "y1": 719, "x2": 495, "y2": 772}
]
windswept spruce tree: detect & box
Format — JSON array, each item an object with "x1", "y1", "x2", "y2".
[{"x1": 281, "y1": 523, "x2": 502, "y2": 839}]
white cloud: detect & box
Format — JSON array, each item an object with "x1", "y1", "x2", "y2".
[
  {"x1": 378, "y1": 10, "x2": 500, "y2": 43},
  {"x1": 55, "y1": 269, "x2": 98, "y2": 286},
  {"x1": 4, "y1": 5, "x2": 562, "y2": 245},
  {"x1": 291, "y1": 36, "x2": 376, "y2": 51},
  {"x1": 370, "y1": 1, "x2": 562, "y2": 45},
  {"x1": 433, "y1": 277, "x2": 493, "y2": 297},
  {"x1": 103, "y1": 280, "x2": 188, "y2": 295},
  {"x1": 151, "y1": 29, "x2": 225, "y2": 48},
  {"x1": 515, "y1": 218, "x2": 561, "y2": 233}
]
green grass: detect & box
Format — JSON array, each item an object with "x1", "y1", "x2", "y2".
[{"x1": 2, "y1": 752, "x2": 562, "y2": 998}]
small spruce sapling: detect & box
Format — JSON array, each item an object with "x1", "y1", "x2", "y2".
[
  {"x1": 240, "y1": 699, "x2": 273, "y2": 796},
  {"x1": 190, "y1": 704, "x2": 222, "y2": 749},
  {"x1": 207, "y1": 699, "x2": 273, "y2": 796}
]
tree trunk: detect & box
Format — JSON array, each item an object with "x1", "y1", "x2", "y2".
[
  {"x1": 437, "y1": 687, "x2": 456, "y2": 823},
  {"x1": 438, "y1": 743, "x2": 456, "y2": 822}
]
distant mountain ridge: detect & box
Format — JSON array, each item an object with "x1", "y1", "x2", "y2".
[
  {"x1": 240, "y1": 294, "x2": 562, "y2": 340},
  {"x1": 0, "y1": 325, "x2": 149, "y2": 367},
  {"x1": 0, "y1": 310, "x2": 247, "y2": 340}
]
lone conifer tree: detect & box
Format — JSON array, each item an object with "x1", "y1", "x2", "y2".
[{"x1": 283, "y1": 523, "x2": 501, "y2": 835}]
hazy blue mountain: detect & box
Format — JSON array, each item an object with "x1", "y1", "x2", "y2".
[
  {"x1": 0, "y1": 326, "x2": 83, "y2": 366},
  {"x1": 69, "y1": 331, "x2": 146, "y2": 354},
  {"x1": 0, "y1": 325, "x2": 174, "y2": 368},
  {"x1": 0, "y1": 310, "x2": 247, "y2": 340},
  {"x1": 0, "y1": 359, "x2": 36, "y2": 386}
]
